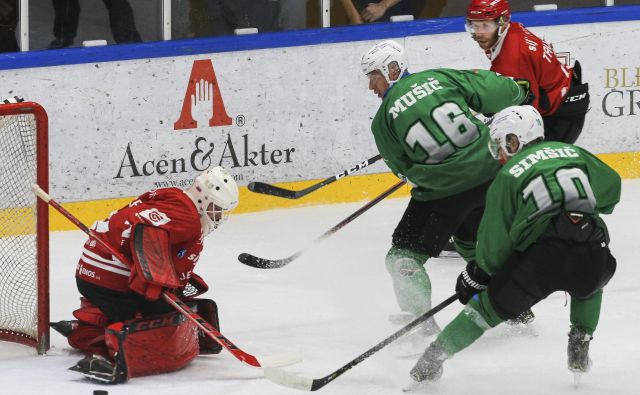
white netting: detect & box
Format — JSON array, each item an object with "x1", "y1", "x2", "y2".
[{"x1": 0, "y1": 112, "x2": 39, "y2": 340}]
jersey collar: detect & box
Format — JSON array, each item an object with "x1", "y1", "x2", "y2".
[
  {"x1": 485, "y1": 22, "x2": 511, "y2": 62},
  {"x1": 384, "y1": 71, "x2": 412, "y2": 98}
]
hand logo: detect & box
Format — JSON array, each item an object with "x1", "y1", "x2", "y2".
[{"x1": 190, "y1": 79, "x2": 214, "y2": 128}]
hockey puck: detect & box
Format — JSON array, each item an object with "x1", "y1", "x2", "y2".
[{"x1": 93, "y1": 391, "x2": 108, "y2": 395}]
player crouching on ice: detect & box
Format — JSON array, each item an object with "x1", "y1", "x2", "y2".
[
  {"x1": 406, "y1": 106, "x2": 620, "y2": 390},
  {"x1": 52, "y1": 166, "x2": 239, "y2": 384}
]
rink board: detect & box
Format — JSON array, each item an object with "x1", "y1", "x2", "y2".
[
  {"x1": 0, "y1": 6, "x2": 638, "y2": 231},
  {"x1": 48, "y1": 151, "x2": 639, "y2": 231}
]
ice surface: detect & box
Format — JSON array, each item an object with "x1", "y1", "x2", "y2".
[{"x1": 1, "y1": 179, "x2": 638, "y2": 395}]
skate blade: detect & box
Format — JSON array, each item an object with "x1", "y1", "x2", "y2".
[
  {"x1": 573, "y1": 372, "x2": 583, "y2": 388},
  {"x1": 568, "y1": 357, "x2": 592, "y2": 387},
  {"x1": 436, "y1": 251, "x2": 461, "y2": 259},
  {"x1": 68, "y1": 365, "x2": 114, "y2": 384},
  {"x1": 570, "y1": 361, "x2": 592, "y2": 388},
  {"x1": 402, "y1": 378, "x2": 432, "y2": 393}
]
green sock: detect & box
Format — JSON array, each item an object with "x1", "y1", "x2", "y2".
[
  {"x1": 385, "y1": 247, "x2": 431, "y2": 316},
  {"x1": 570, "y1": 289, "x2": 603, "y2": 336},
  {"x1": 437, "y1": 291, "x2": 504, "y2": 355}
]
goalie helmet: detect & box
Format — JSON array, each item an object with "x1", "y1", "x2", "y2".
[
  {"x1": 186, "y1": 166, "x2": 239, "y2": 235},
  {"x1": 466, "y1": 0, "x2": 511, "y2": 21},
  {"x1": 361, "y1": 40, "x2": 408, "y2": 84},
  {"x1": 488, "y1": 105, "x2": 544, "y2": 162}
]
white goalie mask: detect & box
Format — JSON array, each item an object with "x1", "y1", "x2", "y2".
[
  {"x1": 186, "y1": 166, "x2": 239, "y2": 235},
  {"x1": 488, "y1": 105, "x2": 544, "y2": 162},
  {"x1": 360, "y1": 40, "x2": 408, "y2": 84}
]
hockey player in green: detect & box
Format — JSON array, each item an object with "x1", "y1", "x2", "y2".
[
  {"x1": 408, "y1": 105, "x2": 620, "y2": 390},
  {"x1": 361, "y1": 40, "x2": 531, "y2": 336}
]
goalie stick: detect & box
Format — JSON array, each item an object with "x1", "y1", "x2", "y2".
[
  {"x1": 238, "y1": 179, "x2": 406, "y2": 269},
  {"x1": 31, "y1": 184, "x2": 300, "y2": 369},
  {"x1": 248, "y1": 154, "x2": 382, "y2": 199},
  {"x1": 264, "y1": 294, "x2": 458, "y2": 391}
]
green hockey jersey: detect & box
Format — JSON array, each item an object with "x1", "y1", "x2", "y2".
[
  {"x1": 370, "y1": 69, "x2": 527, "y2": 201},
  {"x1": 476, "y1": 141, "x2": 621, "y2": 275}
]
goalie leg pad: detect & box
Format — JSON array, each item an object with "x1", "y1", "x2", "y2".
[
  {"x1": 67, "y1": 297, "x2": 110, "y2": 356},
  {"x1": 72, "y1": 297, "x2": 109, "y2": 327},
  {"x1": 192, "y1": 298, "x2": 222, "y2": 355},
  {"x1": 67, "y1": 324, "x2": 108, "y2": 357},
  {"x1": 104, "y1": 311, "x2": 199, "y2": 379}
]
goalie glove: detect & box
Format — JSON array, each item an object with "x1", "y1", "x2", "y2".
[
  {"x1": 181, "y1": 272, "x2": 209, "y2": 299},
  {"x1": 455, "y1": 261, "x2": 491, "y2": 304}
]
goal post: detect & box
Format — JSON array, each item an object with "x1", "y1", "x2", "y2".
[{"x1": 0, "y1": 101, "x2": 49, "y2": 354}]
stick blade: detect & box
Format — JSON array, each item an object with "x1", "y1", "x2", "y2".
[
  {"x1": 248, "y1": 182, "x2": 299, "y2": 199},
  {"x1": 238, "y1": 253, "x2": 292, "y2": 269},
  {"x1": 264, "y1": 367, "x2": 315, "y2": 391}
]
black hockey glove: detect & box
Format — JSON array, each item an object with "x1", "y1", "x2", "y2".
[
  {"x1": 456, "y1": 261, "x2": 491, "y2": 304},
  {"x1": 513, "y1": 78, "x2": 535, "y2": 106}
]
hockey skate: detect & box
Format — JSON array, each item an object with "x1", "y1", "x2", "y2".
[
  {"x1": 403, "y1": 340, "x2": 448, "y2": 392},
  {"x1": 505, "y1": 309, "x2": 535, "y2": 326},
  {"x1": 389, "y1": 312, "x2": 441, "y2": 358},
  {"x1": 69, "y1": 354, "x2": 127, "y2": 384},
  {"x1": 568, "y1": 326, "x2": 593, "y2": 387}
]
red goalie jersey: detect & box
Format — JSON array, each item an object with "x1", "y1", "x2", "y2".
[
  {"x1": 487, "y1": 22, "x2": 572, "y2": 116},
  {"x1": 76, "y1": 188, "x2": 203, "y2": 293}
]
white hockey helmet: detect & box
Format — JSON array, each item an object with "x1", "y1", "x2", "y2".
[
  {"x1": 360, "y1": 40, "x2": 408, "y2": 84},
  {"x1": 186, "y1": 166, "x2": 239, "y2": 234},
  {"x1": 488, "y1": 105, "x2": 544, "y2": 161}
]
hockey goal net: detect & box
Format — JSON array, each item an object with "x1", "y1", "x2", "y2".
[{"x1": 0, "y1": 101, "x2": 49, "y2": 354}]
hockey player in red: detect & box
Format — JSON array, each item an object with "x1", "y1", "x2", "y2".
[
  {"x1": 52, "y1": 166, "x2": 239, "y2": 384},
  {"x1": 465, "y1": 0, "x2": 590, "y2": 144}
]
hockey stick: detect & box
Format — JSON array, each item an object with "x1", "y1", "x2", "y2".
[
  {"x1": 264, "y1": 294, "x2": 458, "y2": 391},
  {"x1": 248, "y1": 154, "x2": 383, "y2": 199},
  {"x1": 238, "y1": 179, "x2": 406, "y2": 269},
  {"x1": 31, "y1": 184, "x2": 300, "y2": 369}
]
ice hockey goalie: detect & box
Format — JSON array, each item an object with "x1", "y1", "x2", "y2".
[{"x1": 52, "y1": 166, "x2": 239, "y2": 383}]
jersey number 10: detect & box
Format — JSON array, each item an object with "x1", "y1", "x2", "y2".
[{"x1": 523, "y1": 168, "x2": 597, "y2": 220}]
